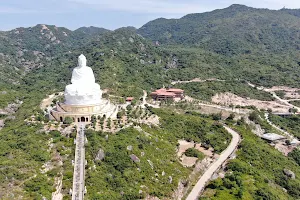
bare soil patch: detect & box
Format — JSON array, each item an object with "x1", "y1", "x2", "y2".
[{"x1": 212, "y1": 92, "x2": 290, "y2": 113}]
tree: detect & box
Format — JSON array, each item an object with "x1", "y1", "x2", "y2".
[
  {"x1": 227, "y1": 113, "x2": 235, "y2": 121},
  {"x1": 289, "y1": 108, "x2": 298, "y2": 114},
  {"x1": 288, "y1": 149, "x2": 300, "y2": 166},
  {"x1": 249, "y1": 111, "x2": 259, "y2": 122},
  {"x1": 64, "y1": 117, "x2": 73, "y2": 125}
]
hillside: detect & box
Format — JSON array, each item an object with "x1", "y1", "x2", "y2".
[
  {"x1": 22, "y1": 27, "x2": 173, "y2": 99},
  {"x1": 138, "y1": 4, "x2": 300, "y2": 55},
  {"x1": 138, "y1": 5, "x2": 300, "y2": 87},
  {"x1": 1, "y1": 5, "x2": 300, "y2": 199},
  {"x1": 0, "y1": 24, "x2": 110, "y2": 85}
]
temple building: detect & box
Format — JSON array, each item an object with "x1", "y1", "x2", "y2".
[
  {"x1": 150, "y1": 88, "x2": 184, "y2": 101},
  {"x1": 50, "y1": 54, "x2": 118, "y2": 122}
]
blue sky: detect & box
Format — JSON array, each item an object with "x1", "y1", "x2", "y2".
[{"x1": 0, "y1": 0, "x2": 300, "y2": 31}]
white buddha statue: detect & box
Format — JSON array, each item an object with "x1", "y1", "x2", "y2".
[{"x1": 64, "y1": 54, "x2": 102, "y2": 105}]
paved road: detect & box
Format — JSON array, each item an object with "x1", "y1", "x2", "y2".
[
  {"x1": 72, "y1": 123, "x2": 86, "y2": 200},
  {"x1": 186, "y1": 126, "x2": 241, "y2": 200}
]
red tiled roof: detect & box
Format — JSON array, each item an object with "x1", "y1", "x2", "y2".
[
  {"x1": 167, "y1": 88, "x2": 184, "y2": 92},
  {"x1": 155, "y1": 88, "x2": 167, "y2": 92},
  {"x1": 156, "y1": 92, "x2": 176, "y2": 96},
  {"x1": 126, "y1": 97, "x2": 134, "y2": 101}
]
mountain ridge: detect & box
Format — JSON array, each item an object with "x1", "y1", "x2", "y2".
[{"x1": 138, "y1": 4, "x2": 300, "y2": 55}]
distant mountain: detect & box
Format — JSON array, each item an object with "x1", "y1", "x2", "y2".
[
  {"x1": 138, "y1": 4, "x2": 300, "y2": 55},
  {"x1": 23, "y1": 27, "x2": 173, "y2": 97},
  {"x1": 74, "y1": 26, "x2": 110, "y2": 35},
  {"x1": 0, "y1": 24, "x2": 110, "y2": 84},
  {"x1": 2, "y1": 5, "x2": 300, "y2": 89}
]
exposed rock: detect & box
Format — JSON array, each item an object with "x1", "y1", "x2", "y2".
[
  {"x1": 139, "y1": 43, "x2": 146, "y2": 51},
  {"x1": 129, "y1": 37, "x2": 134, "y2": 43},
  {"x1": 127, "y1": 145, "x2": 133, "y2": 151},
  {"x1": 147, "y1": 160, "x2": 154, "y2": 169},
  {"x1": 45, "y1": 34, "x2": 51, "y2": 39},
  {"x1": 0, "y1": 120, "x2": 4, "y2": 130},
  {"x1": 162, "y1": 171, "x2": 165, "y2": 176},
  {"x1": 166, "y1": 56, "x2": 178, "y2": 69},
  {"x1": 130, "y1": 154, "x2": 140, "y2": 163},
  {"x1": 169, "y1": 176, "x2": 173, "y2": 183},
  {"x1": 95, "y1": 148, "x2": 105, "y2": 161},
  {"x1": 284, "y1": 169, "x2": 295, "y2": 179},
  {"x1": 17, "y1": 50, "x2": 24, "y2": 57}
]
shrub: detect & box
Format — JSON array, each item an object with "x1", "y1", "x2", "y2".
[
  {"x1": 184, "y1": 148, "x2": 204, "y2": 159},
  {"x1": 63, "y1": 117, "x2": 73, "y2": 124}
]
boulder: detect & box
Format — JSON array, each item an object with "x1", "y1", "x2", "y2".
[
  {"x1": 169, "y1": 176, "x2": 173, "y2": 183},
  {"x1": 95, "y1": 148, "x2": 105, "y2": 161},
  {"x1": 130, "y1": 154, "x2": 140, "y2": 163},
  {"x1": 284, "y1": 169, "x2": 295, "y2": 179}
]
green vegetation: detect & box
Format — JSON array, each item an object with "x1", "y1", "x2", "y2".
[
  {"x1": 0, "y1": 117, "x2": 53, "y2": 198},
  {"x1": 175, "y1": 81, "x2": 274, "y2": 101},
  {"x1": 0, "y1": 88, "x2": 23, "y2": 108},
  {"x1": 290, "y1": 100, "x2": 300, "y2": 107},
  {"x1": 153, "y1": 109, "x2": 232, "y2": 153},
  {"x1": 1, "y1": 4, "x2": 300, "y2": 199},
  {"x1": 63, "y1": 116, "x2": 73, "y2": 124},
  {"x1": 289, "y1": 149, "x2": 300, "y2": 166},
  {"x1": 275, "y1": 90, "x2": 286, "y2": 99},
  {"x1": 84, "y1": 109, "x2": 231, "y2": 199},
  {"x1": 184, "y1": 148, "x2": 205, "y2": 160},
  {"x1": 85, "y1": 127, "x2": 189, "y2": 199},
  {"x1": 139, "y1": 5, "x2": 300, "y2": 88},
  {"x1": 248, "y1": 111, "x2": 283, "y2": 135},
  {"x1": 203, "y1": 121, "x2": 300, "y2": 199},
  {"x1": 269, "y1": 114, "x2": 300, "y2": 139}
]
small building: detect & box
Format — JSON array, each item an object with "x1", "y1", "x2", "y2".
[
  {"x1": 126, "y1": 97, "x2": 134, "y2": 102},
  {"x1": 150, "y1": 88, "x2": 184, "y2": 101},
  {"x1": 166, "y1": 88, "x2": 184, "y2": 98},
  {"x1": 261, "y1": 133, "x2": 285, "y2": 142},
  {"x1": 273, "y1": 113, "x2": 295, "y2": 118}
]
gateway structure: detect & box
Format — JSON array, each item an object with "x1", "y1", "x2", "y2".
[{"x1": 51, "y1": 54, "x2": 117, "y2": 122}]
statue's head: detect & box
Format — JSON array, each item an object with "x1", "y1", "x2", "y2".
[{"x1": 78, "y1": 54, "x2": 87, "y2": 68}]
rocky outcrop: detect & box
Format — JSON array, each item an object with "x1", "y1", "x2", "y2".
[
  {"x1": 284, "y1": 169, "x2": 295, "y2": 179},
  {"x1": 95, "y1": 148, "x2": 105, "y2": 161}
]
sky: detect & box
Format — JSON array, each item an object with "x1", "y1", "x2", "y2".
[{"x1": 0, "y1": 0, "x2": 300, "y2": 31}]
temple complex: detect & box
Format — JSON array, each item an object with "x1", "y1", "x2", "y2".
[
  {"x1": 150, "y1": 88, "x2": 184, "y2": 101},
  {"x1": 50, "y1": 54, "x2": 118, "y2": 122}
]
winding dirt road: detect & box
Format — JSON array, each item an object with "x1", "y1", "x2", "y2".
[
  {"x1": 186, "y1": 126, "x2": 241, "y2": 200},
  {"x1": 270, "y1": 92, "x2": 300, "y2": 111}
]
